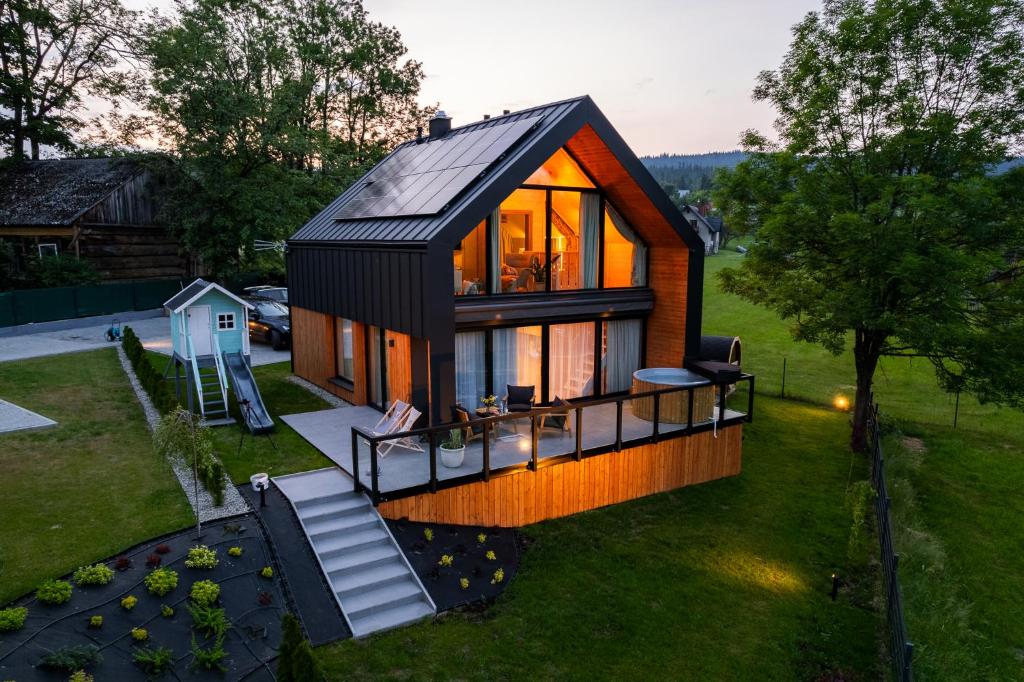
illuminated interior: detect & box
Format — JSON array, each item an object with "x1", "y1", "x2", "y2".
[{"x1": 523, "y1": 148, "x2": 595, "y2": 188}]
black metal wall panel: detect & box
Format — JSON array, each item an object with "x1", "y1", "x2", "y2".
[{"x1": 287, "y1": 246, "x2": 427, "y2": 338}]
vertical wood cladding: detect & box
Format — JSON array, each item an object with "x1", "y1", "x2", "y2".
[
  {"x1": 646, "y1": 245, "x2": 689, "y2": 365},
  {"x1": 378, "y1": 424, "x2": 742, "y2": 527},
  {"x1": 385, "y1": 329, "x2": 412, "y2": 405},
  {"x1": 287, "y1": 246, "x2": 427, "y2": 339}
]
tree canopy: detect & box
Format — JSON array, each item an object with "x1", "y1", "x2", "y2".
[{"x1": 716, "y1": 0, "x2": 1024, "y2": 449}]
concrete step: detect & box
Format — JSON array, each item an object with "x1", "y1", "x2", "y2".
[
  {"x1": 348, "y1": 600, "x2": 434, "y2": 639},
  {"x1": 313, "y1": 526, "x2": 389, "y2": 555},
  {"x1": 294, "y1": 491, "x2": 363, "y2": 512},
  {"x1": 297, "y1": 495, "x2": 369, "y2": 523},
  {"x1": 305, "y1": 510, "x2": 379, "y2": 537},
  {"x1": 342, "y1": 578, "x2": 425, "y2": 620},
  {"x1": 333, "y1": 560, "x2": 411, "y2": 598},
  {"x1": 322, "y1": 542, "x2": 399, "y2": 576}
]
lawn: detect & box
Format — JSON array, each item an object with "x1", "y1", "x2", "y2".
[
  {"x1": 316, "y1": 397, "x2": 882, "y2": 680},
  {"x1": 144, "y1": 351, "x2": 333, "y2": 483},
  {"x1": 0, "y1": 349, "x2": 192, "y2": 605}
]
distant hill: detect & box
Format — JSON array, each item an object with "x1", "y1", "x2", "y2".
[{"x1": 641, "y1": 151, "x2": 748, "y2": 169}]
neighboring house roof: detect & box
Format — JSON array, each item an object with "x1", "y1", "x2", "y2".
[
  {"x1": 164, "y1": 278, "x2": 253, "y2": 314},
  {"x1": 682, "y1": 204, "x2": 718, "y2": 234},
  {"x1": 290, "y1": 95, "x2": 703, "y2": 253},
  {"x1": 0, "y1": 158, "x2": 143, "y2": 226},
  {"x1": 706, "y1": 216, "x2": 724, "y2": 233}
]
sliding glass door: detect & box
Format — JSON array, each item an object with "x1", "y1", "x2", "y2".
[
  {"x1": 454, "y1": 331, "x2": 487, "y2": 409},
  {"x1": 548, "y1": 322, "x2": 596, "y2": 401},
  {"x1": 492, "y1": 326, "x2": 542, "y2": 399}
]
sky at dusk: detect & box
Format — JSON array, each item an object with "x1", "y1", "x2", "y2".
[{"x1": 126, "y1": 0, "x2": 823, "y2": 156}]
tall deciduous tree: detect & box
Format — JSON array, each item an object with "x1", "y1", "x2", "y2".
[
  {"x1": 0, "y1": 0, "x2": 137, "y2": 158},
  {"x1": 135, "y1": 0, "x2": 431, "y2": 274},
  {"x1": 716, "y1": 0, "x2": 1024, "y2": 450}
]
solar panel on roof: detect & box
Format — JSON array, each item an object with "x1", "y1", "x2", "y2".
[{"x1": 334, "y1": 115, "x2": 542, "y2": 221}]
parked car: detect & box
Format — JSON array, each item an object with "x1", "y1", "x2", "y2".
[
  {"x1": 245, "y1": 298, "x2": 291, "y2": 350},
  {"x1": 244, "y1": 285, "x2": 288, "y2": 305}
]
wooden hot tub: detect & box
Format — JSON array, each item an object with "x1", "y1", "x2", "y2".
[{"x1": 630, "y1": 368, "x2": 716, "y2": 424}]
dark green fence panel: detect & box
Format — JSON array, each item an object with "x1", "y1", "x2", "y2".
[
  {"x1": 133, "y1": 279, "x2": 183, "y2": 310},
  {"x1": 0, "y1": 292, "x2": 13, "y2": 327},
  {"x1": 76, "y1": 283, "x2": 134, "y2": 318},
  {"x1": 12, "y1": 286, "x2": 77, "y2": 324}
]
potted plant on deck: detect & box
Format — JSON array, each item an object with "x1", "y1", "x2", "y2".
[{"x1": 439, "y1": 429, "x2": 465, "y2": 468}]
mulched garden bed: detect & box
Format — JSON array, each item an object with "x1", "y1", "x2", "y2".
[
  {"x1": 386, "y1": 518, "x2": 523, "y2": 612},
  {"x1": 0, "y1": 516, "x2": 284, "y2": 681}
]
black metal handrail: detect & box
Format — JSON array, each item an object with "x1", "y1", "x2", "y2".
[
  {"x1": 868, "y1": 399, "x2": 914, "y2": 682},
  {"x1": 347, "y1": 374, "x2": 755, "y2": 505}
]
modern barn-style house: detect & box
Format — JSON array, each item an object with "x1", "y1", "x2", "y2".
[{"x1": 285, "y1": 96, "x2": 753, "y2": 528}]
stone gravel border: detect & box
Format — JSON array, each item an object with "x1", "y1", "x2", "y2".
[
  {"x1": 286, "y1": 374, "x2": 352, "y2": 408},
  {"x1": 117, "y1": 345, "x2": 250, "y2": 521}
]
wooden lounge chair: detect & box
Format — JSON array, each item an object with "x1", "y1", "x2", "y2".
[
  {"x1": 372, "y1": 399, "x2": 410, "y2": 432},
  {"x1": 539, "y1": 396, "x2": 573, "y2": 433},
  {"x1": 452, "y1": 404, "x2": 485, "y2": 444},
  {"x1": 378, "y1": 406, "x2": 424, "y2": 458}
]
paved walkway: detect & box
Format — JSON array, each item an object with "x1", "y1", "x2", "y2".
[
  {"x1": 0, "y1": 313, "x2": 289, "y2": 366},
  {"x1": 0, "y1": 398, "x2": 57, "y2": 434}
]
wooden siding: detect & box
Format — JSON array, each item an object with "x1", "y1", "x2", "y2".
[
  {"x1": 385, "y1": 329, "x2": 412, "y2": 404},
  {"x1": 78, "y1": 226, "x2": 186, "y2": 280},
  {"x1": 81, "y1": 171, "x2": 157, "y2": 227},
  {"x1": 646, "y1": 245, "x2": 689, "y2": 364},
  {"x1": 378, "y1": 424, "x2": 742, "y2": 527}
]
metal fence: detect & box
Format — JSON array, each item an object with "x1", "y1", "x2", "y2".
[
  {"x1": 0, "y1": 278, "x2": 186, "y2": 327},
  {"x1": 868, "y1": 400, "x2": 914, "y2": 682}
]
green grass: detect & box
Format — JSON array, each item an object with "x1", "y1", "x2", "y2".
[
  {"x1": 0, "y1": 349, "x2": 192, "y2": 605},
  {"x1": 704, "y1": 249, "x2": 1024, "y2": 437},
  {"x1": 145, "y1": 352, "x2": 332, "y2": 482},
  {"x1": 316, "y1": 397, "x2": 881, "y2": 680}
]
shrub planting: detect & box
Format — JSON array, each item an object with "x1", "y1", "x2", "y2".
[
  {"x1": 146, "y1": 553, "x2": 162, "y2": 568},
  {"x1": 277, "y1": 613, "x2": 324, "y2": 682},
  {"x1": 190, "y1": 634, "x2": 227, "y2": 672},
  {"x1": 73, "y1": 563, "x2": 114, "y2": 586},
  {"x1": 68, "y1": 671, "x2": 94, "y2": 682},
  {"x1": 153, "y1": 409, "x2": 226, "y2": 506},
  {"x1": 133, "y1": 646, "x2": 174, "y2": 676},
  {"x1": 88, "y1": 615, "x2": 103, "y2": 629},
  {"x1": 260, "y1": 566, "x2": 274, "y2": 579},
  {"x1": 131, "y1": 627, "x2": 149, "y2": 642},
  {"x1": 37, "y1": 644, "x2": 102, "y2": 672},
  {"x1": 228, "y1": 546, "x2": 243, "y2": 557},
  {"x1": 121, "y1": 595, "x2": 138, "y2": 610},
  {"x1": 122, "y1": 327, "x2": 177, "y2": 414},
  {"x1": 145, "y1": 567, "x2": 179, "y2": 596},
  {"x1": 161, "y1": 604, "x2": 175, "y2": 618},
  {"x1": 185, "y1": 545, "x2": 219, "y2": 569},
  {"x1": 0, "y1": 606, "x2": 28, "y2": 631},
  {"x1": 114, "y1": 556, "x2": 132, "y2": 571},
  {"x1": 188, "y1": 602, "x2": 229, "y2": 638},
  {"x1": 36, "y1": 579, "x2": 73, "y2": 605},
  {"x1": 154, "y1": 544, "x2": 171, "y2": 555},
  {"x1": 190, "y1": 580, "x2": 220, "y2": 606},
  {"x1": 257, "y1": 591, "x2": 273, "y2": 606}
]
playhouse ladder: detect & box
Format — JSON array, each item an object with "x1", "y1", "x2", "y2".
[{"x1": 186, "y1": 336, "x2": 231, "y2": 424}]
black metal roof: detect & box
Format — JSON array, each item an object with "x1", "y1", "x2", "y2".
[
  {"x1": 163, "y1": 278, "x2": 210, "y2": 311},
  {"x1": 0, "y1": 158, "x2": 142, "y2": 226},
  {"x1": 290, "y1": 95, "x2": 703, "y2": 253}
]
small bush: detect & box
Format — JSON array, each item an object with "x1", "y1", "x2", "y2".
[
  {"x1": 260, "y1": 566, "x2": 274, "y2": 579},
  {"x1": 154, "y1": 543, "x2": 171, "y2": 555},
  {"x1": 437, "y1": 555, "x2": 453, "y2": 567},
  {"x1": 491, "y1": 568, "x2": 505, "y2": 584},
  {"x1": 161, "y1": 604, "x2": 175, "y2": 618},
  {"x1": 190, "y1": 634, "x2": 227, "y2": 672},
  {"x1": 36, "y1": 579, "x2": 73, "y2": 605},
  {"x1": 0, "y1": 606, "x2": 28, "y2": 631},
  {"x1": 460, "y1": 577, "x2": 469, "y2": 590},
  {"x1": 37, "y1": 644, "x2": 102, "y2": 672},
  {"x1": 188, "y1": 602, "x2": 229, "y2": 638},
  {"x1": 121, "y1": 595, "x2": 138, "y2": 610},
  {"x1": 190, "y1": 580, "x2": 220, "y2": 606},
  {"x1": 73, "y1": 563, "x2": 114, "y2": 587},
  {"x1": 131, "y1": 627, "x2": 148, "y2": 642},
  {"x1": 184, "y1": 545, "x2": 218, "y2": 569},
  {"x1": 477, "y1": 532, "x2": 487, "y2": 544},
  {"x1": 133, "y1": 646, "x2": 174, "y2": 676},
  {"x1": 88, "y1": 615, "x2": 103, "y2": 629},
  {"x1": 146, "y1": 553, "x2": 162, "y2": 568},
  {"x1": 123, "y1": 327, "x2": 177, "y2": 414},
  {"x1": 145, "y1": 568, "x2": 179, "y2": 597},
  {"x1": 114, "y1": 556, "x2": 132, "y2": 571},
  {"x1": 423, "y1": 528, "x2": 433, "y2": 542},
  {"x1": 257, "y1": 591, "x2": 273, "y2": 606},
  {"x1": 485, "y1": 550, "x2": 496, "y2": 561},
  {"x1": 227, "y1": 546, "x2": 243, "y2": 557},
  {"x1": 69, "y1": 671, "x2": 94, "y2": 682}
]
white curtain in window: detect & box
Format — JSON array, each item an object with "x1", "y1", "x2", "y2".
[
  {"x1": 455, "y1": 332, "x2": 487, "y2": 408},
  {"x1": 549, "y1": 322, "x2": 595, "y2": 401},
  {"x1": 487, "y1": 208, "x2": 501, "y2": 294},
  {"x1": 579, "y1": 193, "x2": 601, "y2": 289},
  {"x1": 604, "y1": 319, "x2": 642, "y2": 393},
  {"x1": 493, "y1": 326, "x2": 542, "y2": 397},
  {"x1": 607, "y1": 205, "x2": 647, "y2": 286}
]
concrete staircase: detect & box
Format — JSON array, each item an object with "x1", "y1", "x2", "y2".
[{"x1": 277, "y1": 471, "x2": 435, "y2": 638}]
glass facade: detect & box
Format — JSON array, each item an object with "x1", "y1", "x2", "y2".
[{"x1": 335, "y1": 317, "x2": 354, "y2": 381}]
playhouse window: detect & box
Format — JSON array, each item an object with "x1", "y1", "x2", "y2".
[{"x1": 217, "y1": 313, "x2": 236, "y2": 330}]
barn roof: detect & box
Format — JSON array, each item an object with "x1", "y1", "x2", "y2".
[
  {"x1": 290, "y1": 95, "x2": 703, "y2": 252},
  {"x1": 0, "y1": 158, "x2": 143, "y2": 226}
]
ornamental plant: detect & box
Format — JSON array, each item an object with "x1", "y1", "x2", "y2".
[
  {"x1": 187, "y1": 603, "x2": 229, "y2": 638},
  {"x1": 227, "y1": 546, "x2": 243, "y2": 557},
  {"x1": 0, "y1": 606, "x2": 28, "y2": 631},
  {"x1": 36, "y1": 579, "x2": 73, "y2": 605},
  {"x1": 145, "y1": 568, "x2": 179, "y2": 597},
  {"x1": 491, "y1": 568, "x2": 505, "y2": 585},
  {"x1": 161, "y1": 604, "x2": 175, "y2": 618},
  {"x1": 459, "y1": 578, "x2": 469, "y2": 590},
  {"x1": 114, "y1": 556, "x2": 132, "y2": 571},
  {"x1": 438, "y1": 554, "x2": 453, "y2": 567},
  {"x1": 485, "y1": 550, "x2": 496, "y2": 561},
  {"x1": 260, "y1": 566, "x2": 274, "y2": 579},
  {"x1": 88, "y1": 615, "x2": 103, "y2": 629},
  {"x1": 154, "y1": 544, "x2": 171, "y2": 555},
  {"x1": 477, "y1": 533, "x2": 486, "y2": 544},
  {"x1": 69, "y1": 671, "x2": 94, "y2": 682},
  {"x1": 73, "y1": 563, "x2": 114, "y2": 586},
  {"x1": 131, "y1": 627, "x2": 149, "y2": 642},
  {"x1": 146, "y1": 553, "x2": 162, "y2": 568},
  {"x1": 423, "y1": 528, "x2": 433, "y2": 542},
  {"x1": 37, "y1": 644, "x2": 101, "y2": 672},
  {"x1": 121, "y1": 595, "x2": 138, "y2": 610},
  {"x1": 185, "y1": 545, "x2": 218, "y2": 569},
  {"x1": 133, "y1": 646, "x2": 174, "y2": 676},
  {"x1": 190, "y1": 580, "x2": 220, "y2": 606}
]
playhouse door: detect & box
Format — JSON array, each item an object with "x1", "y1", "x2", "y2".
[{"x1": 187, "y1": 305, "x2": 214, "y2": 356}]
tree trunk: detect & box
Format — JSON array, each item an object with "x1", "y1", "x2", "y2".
[
  {"x1": 11, "y1": 103, "x2": 24, "y2": 159},
  {"x1": 851, "y1": 327, "x2": 884, "y2": 452}
]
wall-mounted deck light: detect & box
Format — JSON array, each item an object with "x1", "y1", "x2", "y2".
[{"x1": 833, "y1": 395, "x2": 849, "y2": 411}]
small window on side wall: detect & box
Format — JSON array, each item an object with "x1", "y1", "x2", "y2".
[{"x1": 217, "y1": 313, "x2": 236, "y2": 331}]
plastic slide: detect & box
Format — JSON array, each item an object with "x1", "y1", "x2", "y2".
[{"x1": 223, "y1": 351, "x2": 274, "y2": 434}]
